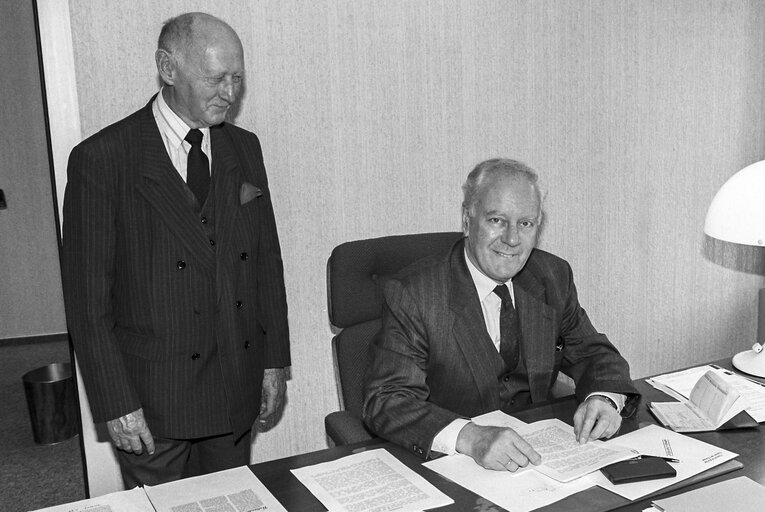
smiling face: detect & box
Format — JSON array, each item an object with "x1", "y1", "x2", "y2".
[
  {"x1": 462, "y1": 173, "x2": 541, "y2": 282},
  {"x1": 157, "y1": 18, "x2": 244, "y2": 128}
]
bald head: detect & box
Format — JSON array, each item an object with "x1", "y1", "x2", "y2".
[
  {"x1": 155, "y1": 12, "x2": 244, "y2": 128},
  {"x1": 158, "y1": 12, "x2": 242, "y2": 63}
]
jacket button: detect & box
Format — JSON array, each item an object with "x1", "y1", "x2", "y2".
[
  {"x1": 201, "y1": 217, "x2": 208, "y2": 224},
  {"x1": 235, "y1": 300, "x2": 243, "y2": 309},
  {"x1": 240, "y1": 252, "x2": 248, "y2": 260},
  {"x1": 244, "y1": 340, "x2": 251, "y2": 349},
  {"x1": 209, "y1": 239, "x2": 215, "y2": 246},
  {"x1": 191, "y1": 353, "x2": 200, "y2": 360},
  {"x1": 176, "y1": 260, "x2": 186, "y2": 270},
  {"x1": 503, "y1": 376, "x2": 510, "y2": 382}
]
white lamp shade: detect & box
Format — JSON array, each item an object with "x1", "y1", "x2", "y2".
[{"x1": 704, "y1": 160, "x2": 765, "y2": 246}]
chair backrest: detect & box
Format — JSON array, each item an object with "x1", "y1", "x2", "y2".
[{"x1": 327, "y1": 232, "x2": 463, "y2": 419}]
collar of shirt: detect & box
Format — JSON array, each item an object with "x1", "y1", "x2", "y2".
[
  {"x1": 152, "y1": 88, "x2": 211, "y2": 181},
  {"x1": 464, "y1": 247, "x2": 515, "y2": 351},
  {"x1": 463, "y1": 247, "x2": 515, "y2": 305}
]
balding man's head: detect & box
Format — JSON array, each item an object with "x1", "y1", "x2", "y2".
[{"x1": 155, "y1": 12, "x2": 244, "y2": 128}]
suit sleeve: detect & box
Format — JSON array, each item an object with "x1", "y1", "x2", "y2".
[
  {"x1": 62, "y1": 143, "x2": 141, "y2": 423},
  {"x1": 247, "y1": 134, "x2": 290, "y2": 369},
  {"x1": 554, "y1": 261, "x2": 640, "y2": 415},
  {"x1": 363, "y1": 278, "x2": 461, "y2": 459}
]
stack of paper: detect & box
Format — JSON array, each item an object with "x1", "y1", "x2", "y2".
[
  {"x1": 291, "y1": 448, "x2": 453, "y2": 512},
  {"x1": 646, "y1": 364, "x2": 765, "y2": 422},
  {"x1": 423, "y1": 411, "x2": 738, "y2": 512},
  {"x1": 649, "y1": 370, "x2": 754, "y2": 432},
  {"x1": 650, "y1": 476, "x2": 765, "y2": 512},
  {"x1": 29, "y1": 467, "x2": 286, "y2": 512}
]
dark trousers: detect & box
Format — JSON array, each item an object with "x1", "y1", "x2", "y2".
[{"x1": 116, "y1": 431, "x2": 251, "y2": 488}]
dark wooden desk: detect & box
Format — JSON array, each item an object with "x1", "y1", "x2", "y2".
[{"x1": 249, "y1": 359, "x2": 765, "y2": 511}]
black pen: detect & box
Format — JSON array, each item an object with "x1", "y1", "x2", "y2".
[{"x1": 632, "y1": 455, "x2": 681, "y2": 463}]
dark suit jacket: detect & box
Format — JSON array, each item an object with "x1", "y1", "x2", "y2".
[
  {"x1": 363, "y1": 238, "x2": 638, "y2": 458},
  {"x1": 62, "y1": 97, "x2": 290, "y2": 440}
]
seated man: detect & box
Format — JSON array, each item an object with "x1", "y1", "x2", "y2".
[{"x1": 363, "y1": 158, "x2": 640, "y2": 471}]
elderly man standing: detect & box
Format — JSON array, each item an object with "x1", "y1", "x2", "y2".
[
  {"x1": 364, "y1": 158, "x2": 639, "y2": 471},
  {"x1": 62, "y1": 12, "x2": 290, "y2": 486}
]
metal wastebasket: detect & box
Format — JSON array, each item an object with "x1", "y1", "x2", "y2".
[{"x1": 22, "y1": 362, "x2": 79, "y2": 445}]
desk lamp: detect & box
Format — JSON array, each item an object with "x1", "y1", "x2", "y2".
[{"x1": 704, "y1": 160, "x2": 765, "y2": 377}]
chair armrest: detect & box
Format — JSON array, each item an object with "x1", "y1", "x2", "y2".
[{"x1": 325, "y1": 410, "x2": 376, "y2": 446}]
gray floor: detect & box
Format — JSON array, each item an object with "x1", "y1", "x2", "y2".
[{"x1": 0, "y1": 339, "x2": 86, "y2": 511}]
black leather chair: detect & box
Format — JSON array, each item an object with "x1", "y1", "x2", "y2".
[{"x1": 325, "y1": 232, "x2": 464, "y2": 445}]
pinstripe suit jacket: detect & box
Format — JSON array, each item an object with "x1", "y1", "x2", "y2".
[
  {"x1": 363, "y1": 238, "x2": 638, "y2": 458},
  {"x1": 62, "y1": 98, "x2": 290, "y2": 439}
]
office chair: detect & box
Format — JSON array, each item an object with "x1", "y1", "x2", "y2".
[{"x1": 325, "y1": 231, "x2": 464, "y2": 445}]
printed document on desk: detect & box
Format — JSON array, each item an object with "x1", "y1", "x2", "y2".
[
  {"x1": 649, "y1": 370, "x2": 755, "y2": 431},
  {"x1": 651, "y1": 476, "x2": 765, "y2": 512},
  {"x1": 144, "y1": 466, "x2": 287, "y2": 512},
  {"x1": 291, "y1": 448, "x2": 453, "y2": 512},
  {"x1": 586, "y1": 424, "x2": 738, "y2": 500},
  {"x1": 423, "y1": 411, "x2": 632, "y2": 512},
  {"x1": 647, "y1": 364, "x2": 765, "y2": 422},
  {"x1": 29, "y1": 487, "x2": 155, "y2": 512}
]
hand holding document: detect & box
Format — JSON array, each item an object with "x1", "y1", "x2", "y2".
[
  {"x1": 649, "y1": 370, "x2": 754, "y2": 432},
  {"x1": 513, "y1": 418, "x2": 634, "y2": 482}
]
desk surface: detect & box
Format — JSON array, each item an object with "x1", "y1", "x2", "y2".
[{"x1": 249, "y1": 359, "x2": 765, "y2": 511}]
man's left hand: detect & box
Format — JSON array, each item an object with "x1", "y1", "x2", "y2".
[
  {"x1": 256, "y1": 368, "x2": 287, "y2": 431},
  {"x1": 573, "y1": 395, "x2": 621, "y2": 444}
]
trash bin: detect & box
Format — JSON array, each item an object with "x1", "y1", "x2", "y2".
[{"x1": 22, "y1": 362, "x2": 79, "y2": 445}]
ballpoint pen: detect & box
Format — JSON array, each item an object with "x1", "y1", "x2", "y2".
[{"x1": 633, "y1": 455, "x2": 681, "y2": 463}]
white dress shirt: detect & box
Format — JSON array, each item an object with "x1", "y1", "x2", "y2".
[{"x1": 151, "y1": 88, "x2": 211, "y2": 179}]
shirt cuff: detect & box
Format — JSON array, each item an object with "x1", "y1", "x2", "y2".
[
  {"x1": 431, "y1": 418, "x2": 472, "y2": 455},
  {"x1": 586, "y1": 392, "x2": 626, "y2": 413}
]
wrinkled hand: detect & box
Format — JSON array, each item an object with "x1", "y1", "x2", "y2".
[
  {"x1": 106, "y1": 408, "x2": 155, "y2": 455},
  {"x1": 573, "y1": 395, "x2": 622, "y2": 444},
  {"x1": 456, "y1": 422, "x2": 542, "y2": 471},
  {"x1": 256, "y1": 368, "x2": 287, "y2": 431}
]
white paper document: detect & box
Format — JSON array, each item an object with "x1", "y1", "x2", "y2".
[
  {"x1": 651, "y1": 476, "x2": 765, "y2": 512},
  {"x1": 586, "y1": 424, "x2": 739, "y2": 501},
  {"x1": 144, "y1": 466, "x2": 287, "y2": 512},
  {"x1": 425, "y1": 452, "x2": 594, "y2": 512},
  {"x1": 29, "y1": 487, "x2": 155, "y2": 512},
  {"x1": 516, "y1": 419, "x2": 634, "y2": 482},
  {"x1": 424, "y1": 412, "x2": 631, "y2": 512},
  {"x1": 649, "y1": 370, "x2": 750, "y2": 431},
  {"x1": 291, "y1": 448, "x2": 453, "y2": 512},
  {"x1": 647, "y1": 364, "x2": 765, "y2": 422}
]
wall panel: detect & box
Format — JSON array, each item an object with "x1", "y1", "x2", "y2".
[{"x1": 64, "y1": 0, "x2": 765, "y2": 463}]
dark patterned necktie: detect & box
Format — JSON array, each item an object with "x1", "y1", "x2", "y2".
[
  {"x1": 185, "y1": 129, "x2": 210, "y2": 205},
  {"x1": 493, "y1": 284, "x2": 521, "y2": 369}
]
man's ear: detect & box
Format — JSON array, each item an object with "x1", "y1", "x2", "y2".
[
  {"x1": 461, "y1": 206, "x2": 470, "y2": 236},
  {"x1": 155, "y1": 49, "x2": 175, "y2": 85}
]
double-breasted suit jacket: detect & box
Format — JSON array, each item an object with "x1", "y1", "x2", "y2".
[
  {"x1": 363, "y1": 238, "x2": 638, "y2": 458},
  {"x1": 62, "y1": 97, "x2": 290, "y2": 440}
]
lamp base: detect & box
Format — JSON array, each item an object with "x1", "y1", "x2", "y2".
[{"x1": 732, "y1": 349, "x2": 765, "y2": 378}]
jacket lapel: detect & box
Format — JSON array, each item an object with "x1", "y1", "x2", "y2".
[
  {"x1": 210, "y1": 125, "x2": 243, "y2": 263},
  {"x1": 134, "y1": 102, "x2": 216, "y2": 276},
  {"x1": 513, "y1": 256, "x2": 557, "y2": 403},
  {"x1": 209, "y1": 125, "x2": 245, "y2": 304},
  {"x1": 448, "y1": 241, "x2": 503, "y2": 411}
]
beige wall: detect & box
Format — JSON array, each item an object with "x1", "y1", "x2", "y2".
[
  {"x1": 62, "y1": 0, "x2": 765, "y2": 463},
  {"x1": 0, "y1": 0, "x2": 66, "y2": 339}
]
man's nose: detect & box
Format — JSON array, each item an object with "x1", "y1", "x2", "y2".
[
  {"x1": 219, "y1": 79, "x2": 237, "y2": 102},
  {"x1": 501, "y1": 225, "x2": 520, "y2": 246}
]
